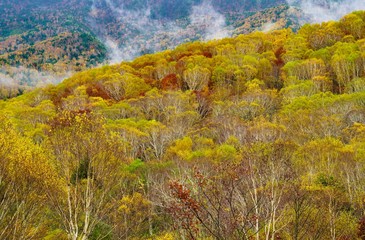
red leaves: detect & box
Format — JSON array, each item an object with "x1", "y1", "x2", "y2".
[
  {"x1": 274, "y1": 46, "x2": 286, "y2": 67},
  {"x1": 168, "y1": 180, "x2": 200, "y2": 238},
  {"x1": 160, "y1": 74, "x2": 181, "y2": 90},
  {"x1": 358, "y1": 215, "x2": 365, "y2": 239},
  {"x1": 169, "y1": 181, "x2": 200, "y2": 213},
  {"x1": 194, "y1": 170, "x2": 206, "y2": 187},
  {"x1": 202, "y1": 51, "x2": 213, "y2": 58},
  {"x1": 86, "y1": 83, "x2": 111, "y2": 100}
]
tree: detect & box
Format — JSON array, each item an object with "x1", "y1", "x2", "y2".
[
  {"x1": 46, "y1": 111, "x2": 126, "y2": 239},
  {"x1": 282, "y1": 58, "x2": 326, "y2": 81},
  {"x1": 283, "y1": 35, "x2": 309, "y2": 63},
  {"x1": 331, "y1": 42, "x2": 362, "y2": 93},
  {"x1": 166, "y1": 140, "x2": 294, "y2": 240},
  {"x1": 101, "y1": 73, "x2": 151, "y2": 101},
  {"x1": 183, "y1": 66, "x2": 211, "y2": 91},
  {"x1": 340, "y1": 13, "x2": 365, "y2": 39},
  {"x1": 0, "y1": 116, "x2": 58, "y2": 239}
]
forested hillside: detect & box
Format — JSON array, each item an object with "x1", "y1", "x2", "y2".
[
  {"x1": 1, "y1": 10, "x2": 365, "y2": 239},
  {"x1": 0, "y1": 0, "x2": 298, "y2": 96}
]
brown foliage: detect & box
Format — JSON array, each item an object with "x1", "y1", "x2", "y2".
[
  {"x1": 168, "y1": 181, "x2": 200, "y2": 239},
  {"x1": 86, "y1": 83, "x2": 111, "y2": 100},
  {"x1": 160, "y1": 74, "x2": 181, "y2": 90}
]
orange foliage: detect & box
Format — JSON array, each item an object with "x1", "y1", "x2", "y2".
[
  {"x1": 161, "y1": 74, "x2": 181, "y2": 90},
  {"x1": 86, "y1": 83, "x2": 111, "y2": 100}
]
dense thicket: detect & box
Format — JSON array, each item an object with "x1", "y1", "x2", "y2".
[{"x1": 1, "y1": 11, "x2": 365, "y2": 239}]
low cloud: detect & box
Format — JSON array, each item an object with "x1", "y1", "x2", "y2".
[
  {"x1": 286, "y1": 0, "x2": 365, "y2": 23},
  {"x1": 90, "y1": 0, "x2": 231, "y2": 64},
  {"x1": 104, "y1": 0, "x2": 152, "y2": 31},
  {"x1": 190, "y1": 0, "x2": 230, "y2": 40},
  {"x1": 261, "y1": 21, "x2": 277, "y2": 32},
  {"x1": 104, "y1": 38, "x2": 126, "y2": 64},
  {"x1": 0, "y1": 66, "x2": 71, "y2": 88}
]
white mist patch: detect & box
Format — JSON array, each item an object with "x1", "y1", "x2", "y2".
[
  {"x1": 190, "y1": 0, "x2": 230, "y2": 40},
  {"x1": 105, "y1": 38, "x2": 125, "y2": 64},
  {"x1": 0, "y1": 66, "x2": 72, "y2": 88},
  {"x1": 0, "y1": 74, "x2": 17, "y2": 87},
  {"x1": 91, "y1": 0, "x2": 184, "y2": 62},
  {"x1": 287, "y1": 0, "x2": 365, "y2": 23},
  {"x1": 261, "y1": 21, "x2": 277, "y2": 32},
  {"x1": 90, "y1": 0, "x2": 232, "y2": 64},
  {"x1": 104, "y1": 0, "x2": 152, "y2": 31}
]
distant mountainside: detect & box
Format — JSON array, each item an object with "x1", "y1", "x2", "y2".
[
  {"x1": 0, "y1": 0, "x2": 298, "y2": 92},
  {"x1": 1, "y1": 11, "x2": 365, "y2": 239},
  {"x1": 1, "y1": 0, "x2": 364, "y2": 83}
]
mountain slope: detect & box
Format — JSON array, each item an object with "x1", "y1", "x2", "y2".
[
  {"x1": 1, "y1": 11, "x2": 365, "y2": 239},
  {"x1": 0, "y1": 0, "x2": 293, "y2": 93}
]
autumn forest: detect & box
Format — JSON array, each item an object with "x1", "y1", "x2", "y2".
[{"x1": 1, "y1": 1, "x2": 365, "y2": 239}]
